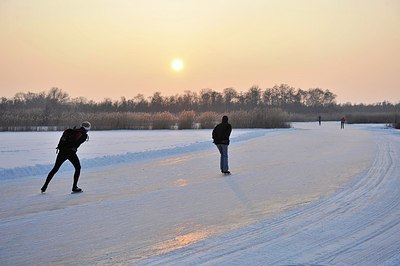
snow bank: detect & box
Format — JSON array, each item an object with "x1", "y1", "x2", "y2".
[{"x1": 0, "y1": 129, "x2": 280, "y2": 180}]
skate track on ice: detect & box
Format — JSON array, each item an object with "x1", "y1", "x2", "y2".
[
  {"x1": 1, "y1": 122, "x2": 400, "y2": 265},
  {"x1": 141, "y1": 124, "x2": 400, "y2": 265}
]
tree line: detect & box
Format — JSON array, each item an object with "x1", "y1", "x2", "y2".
[
  {"x1": 0, "y1": 85, "x2": 338, "y2": 113},
  {"x1": 1, "y1": 86, "x2": 399, "y2": 130}
]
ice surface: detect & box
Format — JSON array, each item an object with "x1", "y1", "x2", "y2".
[{"x1": 1, "y1": 122, "x2": 400, "y2": 265}]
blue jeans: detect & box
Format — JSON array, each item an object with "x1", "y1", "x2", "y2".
[{"x1": 216, "y1": 144, "x2": 229, "y2": 172}]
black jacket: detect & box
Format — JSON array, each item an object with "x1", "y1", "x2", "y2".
[
  {"x1": 57, "y1": 127, "x2": 88, "y2": 152},
  {"x1": 212, "y1": 122, "x2": 232, "y2": 145}
]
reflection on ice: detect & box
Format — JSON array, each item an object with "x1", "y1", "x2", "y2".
[
  {"x1": 174, "y1": 179, "x2": 188, "y2": 187},
  {"x1": 150, "y1": 227, "x2": 213, "y2": 255}
]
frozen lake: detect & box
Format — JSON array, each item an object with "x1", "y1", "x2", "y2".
[{"x1": 1, "y1": 122, "x2": 400, "y2": 265}]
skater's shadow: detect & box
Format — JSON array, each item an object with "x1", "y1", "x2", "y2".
[{"x1": 224, "y1": 176, "x2": 263, "y2": 221}]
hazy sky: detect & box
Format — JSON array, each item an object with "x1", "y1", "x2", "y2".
[{"x1": 1, "y1": 0, "x2": 399, "y2": 104}]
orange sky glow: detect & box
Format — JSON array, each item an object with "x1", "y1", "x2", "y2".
[{"x1": 0, "y1": 0, "x2": 399, "y2": 104}]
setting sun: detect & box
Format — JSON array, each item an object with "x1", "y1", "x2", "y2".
[{"x1": 171, "y1": 59, "x2": 184, "y2": 72}]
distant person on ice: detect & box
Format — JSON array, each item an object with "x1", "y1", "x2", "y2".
[
  {"x1": 318, "y1": 115, "x2": 322, "y2": 126},
  {"x1": 41, "y1": 121, "x2": 91, "y2": 193},
  {"x1": 212, "y1": 115, "x2": 232, "y2": 175},
  {"x1": 340, "y1": 117, "x2": 346, "y2": 129}
]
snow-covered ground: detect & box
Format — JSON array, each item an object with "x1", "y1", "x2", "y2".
[{"x1": 1, "y1": 122, "x2": 400, "y2": 265}]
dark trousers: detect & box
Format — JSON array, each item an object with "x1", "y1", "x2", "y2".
[{"x1": 43, "y1": 150, "x2": 81, "y2": 189}]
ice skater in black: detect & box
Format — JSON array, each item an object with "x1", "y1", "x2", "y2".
[
  {"x1": 340, "y1": 117, "x2": 346, "y2": 129},
  {"x1": 41, "y1": 121, "x2": 91, "y2": 193},
  {"x1": 212, "y1": 115, "x2": 232, "y2": 175}
]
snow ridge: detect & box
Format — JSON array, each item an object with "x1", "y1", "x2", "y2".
[{"x1": 1, "y1": 129, "x2": 283, "y2": 180}]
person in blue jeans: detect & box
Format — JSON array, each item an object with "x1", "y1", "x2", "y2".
[{"x1": 212, "y1": 115, "x2": 232, "y2": 175}]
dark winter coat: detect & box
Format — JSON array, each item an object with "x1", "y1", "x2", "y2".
[
  {"x1": 57, "y1": 127, "x2": 88, "y2": 152},
  {"x1": 212, "y1": 121, "x2": 232, "y2": 145}
]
